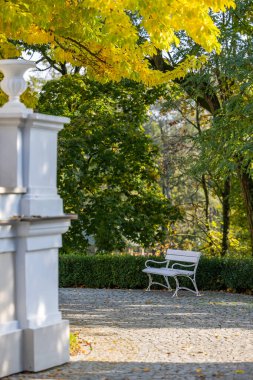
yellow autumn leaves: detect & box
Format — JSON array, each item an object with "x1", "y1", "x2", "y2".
[{"x1": 0, "y1": 0, "x2": 235, "y2": 84}]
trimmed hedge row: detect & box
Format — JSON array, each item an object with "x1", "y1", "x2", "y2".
[{"x1": 59, "y1": 254, "x2": 253, "y2": 293}]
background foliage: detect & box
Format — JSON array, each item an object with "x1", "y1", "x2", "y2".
[
  {"x1": 1, "y1": 0, "x2": 252, "y2": 259},
  {"x1": 59, "y1": 254, "x2": 253, "y2": 293}
]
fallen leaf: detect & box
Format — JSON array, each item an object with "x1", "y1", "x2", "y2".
[{"x1": 234, "y1": 369, "x2": 245, "y2": 374}]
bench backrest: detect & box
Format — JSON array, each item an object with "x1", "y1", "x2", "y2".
[{"x1": 165, "y1": 249, "x2": 201, "y2": 264}]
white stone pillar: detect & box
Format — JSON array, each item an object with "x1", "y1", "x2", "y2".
[{"x1": 0, "y1": 59, "x2": 73, "y2": 377}]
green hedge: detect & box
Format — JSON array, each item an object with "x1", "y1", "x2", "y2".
[{"x1": 59, "y1": 254, "x2": 253, "y2": 293}]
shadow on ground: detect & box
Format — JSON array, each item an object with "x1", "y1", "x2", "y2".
[
  {"x1": 5, "y1": 361, "x2": 253, "y2": 380},
  {"x1": 60, "y1": 288, "x2": 253, "y2": 330}
]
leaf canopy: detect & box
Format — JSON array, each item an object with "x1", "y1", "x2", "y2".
[{"x1": 0, "y1": 0, "x2": 235, "y2": 84}]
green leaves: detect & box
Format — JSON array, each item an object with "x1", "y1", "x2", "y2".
[{"x1": 38, "y1": 75, "x2": 179, "y2": 252}]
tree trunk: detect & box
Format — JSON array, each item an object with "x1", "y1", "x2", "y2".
[
  {"x1": 201, "y1": 174, "x2": 210, "y2": 226},
  {"x1": 159, "y1": 122, "x2": 171, "y2": 199},
  {"x1": 221, "y1": 177, "x2": 231, "y2": 256},
  {"x1": 237, "y1": 164, "x2": 253, "y2": 255}
]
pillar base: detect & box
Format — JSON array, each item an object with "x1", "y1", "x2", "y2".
[
  {"x1": 23, "y1": 320, "x2": 69, "y2": 372},
  {"x1": 0, "y1": 321, "x2": 69, "y2": 377},
  {"x1": 0, "y1": 329, "x2": 23, "y2": 378}
]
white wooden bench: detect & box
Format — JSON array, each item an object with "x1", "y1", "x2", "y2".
[{"x1": 142, "y1": 249, "x2": 201, "y2": 297}]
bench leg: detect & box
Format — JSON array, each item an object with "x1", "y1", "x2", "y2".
[
  {"x1": 164, "y1": 276, "x2": 172, "y2": 291},
  {"x1": 145, "y1": 274, "x2": 172, "y2": 291},
  {"x1": 172, "y1": 276, "x2": 180, "y2": 297},
  {"x1": 190, "y1": 276, "x2": 201, "y2": 296},
  {"x1": 146, "y1": 274, "x2": 152, "y2": 291},
  {"x1": 172, "y1": 276, "x2": 201, "y2": 297}
]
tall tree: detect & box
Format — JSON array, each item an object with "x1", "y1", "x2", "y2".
[
  {"x1": 145, "y1": 94, "x2": 223, "y2": 254},
  {"x1": 38, "y1": 75, "x2": 179, "y2": 252},
  {"x1": 148, "y1": 0, "x2": 253, "y2": 254}
]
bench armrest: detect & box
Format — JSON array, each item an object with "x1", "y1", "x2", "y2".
[{"x1": 145, "y1": 260, "x2": 168, "y2": 268}]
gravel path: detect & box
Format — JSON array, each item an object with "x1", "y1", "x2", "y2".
[{"x1": 5, "y1": 288, "x2": 253, "y2": 380}]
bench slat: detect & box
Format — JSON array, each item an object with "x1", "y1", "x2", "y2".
[
  {"x1": 165, "y1": 254, "x2": 199, "y2": 263},
  {"x1": 166, "y1": 249, "x2": 201, "y2": 257}
]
